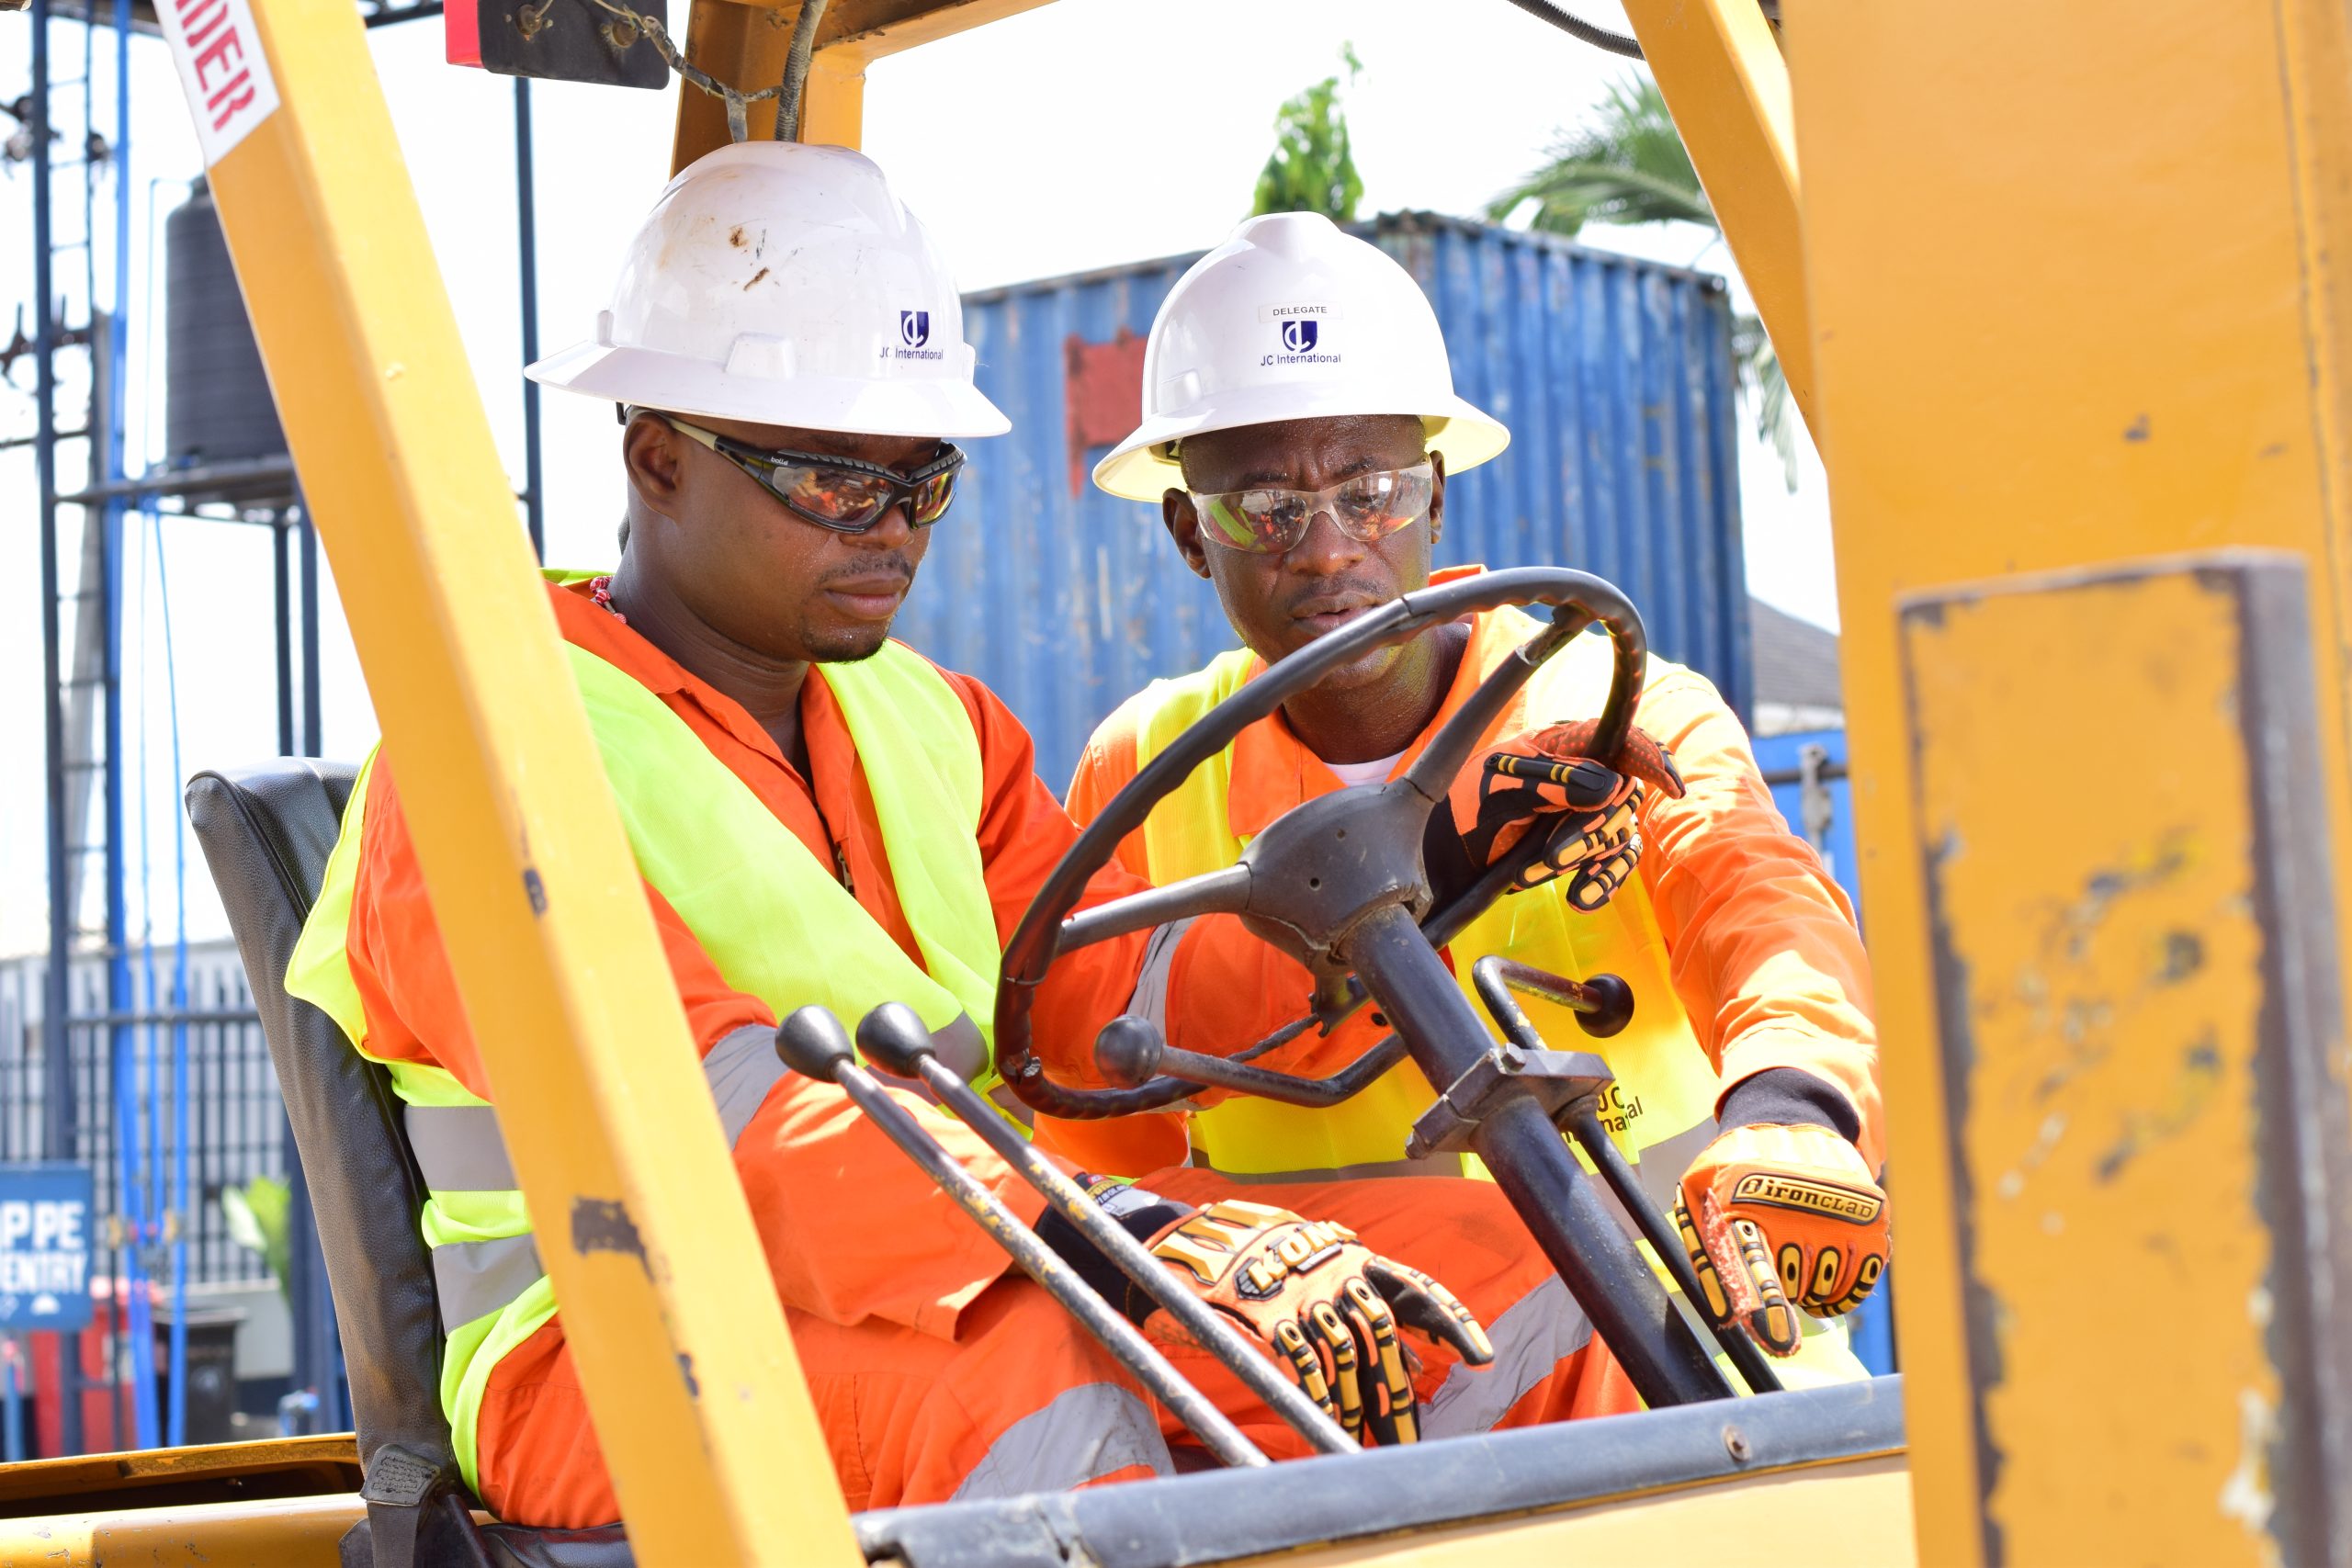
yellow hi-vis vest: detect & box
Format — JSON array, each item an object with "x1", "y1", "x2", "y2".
[
  {"x1": 1131, "y1": 606, "x2": 1723, "y2": 1215},
  {"x1": 284, "y1": 627, "x2": 1000, "y2": 1492}
]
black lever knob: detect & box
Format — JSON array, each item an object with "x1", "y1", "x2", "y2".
[
  {"x1": 775, "y1": 1004, "x2": 854, "y2": 1080},
  {"x1": 855, "y1": 1001, "x2": 936, "y2": 1078},
  {"x1": 1574, "y1": 974, "x2": 1634, "y2": 1039},
  {"x1": 1094, "y1": 1014, "x2": 1166, "y2": 1088}
]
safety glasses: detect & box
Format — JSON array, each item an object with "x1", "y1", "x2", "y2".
[
  {"x1": 1189, "y1": 463, "x2": 1436, "y2": 556},
  {"x1": 665, "y1": 416, "x2": 967, "y2": 533}
]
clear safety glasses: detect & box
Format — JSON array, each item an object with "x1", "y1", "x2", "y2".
[
  {"x1": 1190, "y1": 462, "x2": 1436, "y2": 556},
  {"x1": 665, "y1": 416, "x2": 967, "y2": 533}
]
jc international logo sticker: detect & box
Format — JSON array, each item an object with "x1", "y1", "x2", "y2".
[
  {"x1": 1280, "y1": 318, "x2": 1319, "y2": 353},
  {"x1": 899, "y1": 310, "x2": 931, "y2": 349}
]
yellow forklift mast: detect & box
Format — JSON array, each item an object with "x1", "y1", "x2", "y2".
[{"x1": 2, "y1": 1, "x2": 2349, "y2": 1563}]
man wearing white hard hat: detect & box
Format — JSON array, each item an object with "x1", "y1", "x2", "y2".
[
  {"x1": 288, "y1": 147, "x2": 1645, "y2": 1530},
  {"x1": 1060, "y1": 211, "x2": 1889, "y2": 1382}
]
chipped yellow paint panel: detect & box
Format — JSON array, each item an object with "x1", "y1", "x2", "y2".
[
  {"x1": 1904, "y1": 569, "x2": 2278, "y2": 1566},
  {"x1": 1235, "y1": 1456, "x2": 1914, "y2": 1568}
]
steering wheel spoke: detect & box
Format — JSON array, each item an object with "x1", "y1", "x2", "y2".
[
  {"x1": 1398, "y1": 608, "x2": 1589, "y2": 803},
  {"x1": 1060, "y1": 865, "x2": 1252, "y2": 952}
]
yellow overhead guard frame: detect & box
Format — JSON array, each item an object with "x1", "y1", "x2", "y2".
[{"x1": 10, "y1": 0, "x2": 2352, "y2": 1563}]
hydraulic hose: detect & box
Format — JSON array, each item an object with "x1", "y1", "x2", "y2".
[{"x1": 774, "y1": 0, "x2": 832, "y2": 141}]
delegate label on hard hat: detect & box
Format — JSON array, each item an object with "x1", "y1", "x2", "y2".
[
  {"x1": 0, "y1": 1164, "x2": 95, "y2": 1333},
  {"x1": 157, "y1": 0, "x2": 281, "y2": 167}
]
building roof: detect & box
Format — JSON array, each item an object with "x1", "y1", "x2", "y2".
[{"x1": 1750, "y1": 597, "x2": 1843, "y2": 714}]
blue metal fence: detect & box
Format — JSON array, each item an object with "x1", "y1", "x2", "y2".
[
  {"x1": 1751, "y1": 725, "x2": 1894, "y2": 1377},
  {"x1": 902, "y1": 212, "x2": 1750, "y2": 790}
]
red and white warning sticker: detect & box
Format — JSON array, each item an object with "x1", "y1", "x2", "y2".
[{"x1": 158, "y1": 0, "x2": 279, "y2": 166}]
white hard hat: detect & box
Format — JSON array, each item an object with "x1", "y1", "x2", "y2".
[
  {"x1": 1092, "y1": 211, "x2": 1509, "y2": 502},
  {"x1": 528, "y1": 141, "x2": 1008, "y2": 439}
]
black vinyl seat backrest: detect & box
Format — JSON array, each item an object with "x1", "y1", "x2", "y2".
[
  {"x1": 186, "y1": 761, "x2": 453, "y2": 1471},
  {"x1": 187, "y1": 761, "x2": 636, "y2": 1568}
]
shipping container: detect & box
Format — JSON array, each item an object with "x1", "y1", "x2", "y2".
[{"x1": 896, "y1": 210, "x2": 1750, "y2": 789}]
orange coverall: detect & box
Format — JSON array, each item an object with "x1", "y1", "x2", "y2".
[
  {"x1": 1046, "y1": 565, "x2": 1884, "y2": 1179},
  {"x1": 341, "y1": 580, "x2": 1637, "y2": 1528}
]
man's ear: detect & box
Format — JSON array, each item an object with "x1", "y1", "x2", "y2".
[
  {"x1": 622, "y1": 412, "x2": 687, "y2": 520},
  {"x1": 1162, "y1": 489, "x2": 1214, "y2": 581},
  {"x1": 1428, "y1": 449, "x2": 1448, "y2": 547}
]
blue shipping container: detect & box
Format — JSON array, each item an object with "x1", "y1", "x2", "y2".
[{"x1": 896, "y1": 210, "x2": 1751, "y2": 789}]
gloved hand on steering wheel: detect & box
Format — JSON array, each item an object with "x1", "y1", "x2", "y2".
[
  {"x1": 1449, "y1": 716, "x2": 1685, "y2": 909},
  {"x1": 1672, "y1": 1122, "x2": 1890, "y2": 1358}
]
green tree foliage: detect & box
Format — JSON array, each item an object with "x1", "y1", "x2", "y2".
[
  {"x1": 1251, "y1": 43, "x2": 1365, "y2": 223},
  {"x1": 1491, "y1": 74, "x2": 1799, "y2": 489}
]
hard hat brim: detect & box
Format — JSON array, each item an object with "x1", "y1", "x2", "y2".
[
  {"x1": 1091, "y1": 385, "x2": 1510, "y2": 502},
  {"x1": 529, "y1": 340, "x2": 1012, "y2": 440}
]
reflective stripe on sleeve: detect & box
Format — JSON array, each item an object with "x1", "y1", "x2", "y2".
[
  {"x1": 947, "y1": 1382, "x2": 1174, "y2": 1501},
  {"x1": 1419, "y1": 1275, "x2": 1594, "y2": 1440},
  {"x1": 704, "y1": 1021, "x2": 790, "y2": 1146},
  {"x1": 432, "y1": 1233, "x2": 546, "y2": 1332},
  {"x1": 404, "y1": 1105, "x2": 514, "y2": 1191},
  {"x1": 1123, "y1": 918, "x2": 1195, "y2": 1034}
]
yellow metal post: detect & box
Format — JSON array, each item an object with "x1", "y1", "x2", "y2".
[
  {"x1": 1784, "y1": 0, "x2": 2352, "y2": 1560},
  {"x1": 1618, "y1": 0, "x2": 1815, "y2": 440},
  {"x1": 156, "y1": 0, "x2": 857, "y2": 1560},
  {"x1": 669, "y1": 0, "x2": 1055, "y2": 169}
]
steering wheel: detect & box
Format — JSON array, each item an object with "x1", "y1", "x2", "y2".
[
  {"x1": 992, "y1": 566, "x2": 1736, "y2": 1412},
  {"x1": 994, "y1": 567, "x2": 1644, "y2": 1119}
]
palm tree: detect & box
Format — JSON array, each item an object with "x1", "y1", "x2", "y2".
[{"x1": 1490, "y1": 74, "x2": 1798, "y2": 489}]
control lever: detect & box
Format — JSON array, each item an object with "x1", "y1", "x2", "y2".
[
  {"x1": 1468, "y1": 957, "x2": 1784, "y2": 1395},
  {"x1": 773, "y1": 1005, "x2": 1270, "y2": 1470},
  {"x1": 1096, "y1": 1015, "x2": 1411, "y2": 1109},
  {"x1": 854, "y1": 1001, "x2": 1357, "y2": 1458}
]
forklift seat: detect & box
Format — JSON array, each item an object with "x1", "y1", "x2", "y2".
[{"x1": 187, "y1": 761, "x2": 634, "y2": 1568}]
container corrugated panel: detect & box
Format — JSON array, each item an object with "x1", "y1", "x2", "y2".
[{"x1": 895, "y1": 211, "x2": 1749, "y2": 790}]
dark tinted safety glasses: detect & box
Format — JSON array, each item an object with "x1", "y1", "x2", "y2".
[
  {"x1": 1190, "y1": 462, "x2": 1436, "y2": 555},
  {"x1": 667, "y1": 416, "x2": 966, "y2": 533}
]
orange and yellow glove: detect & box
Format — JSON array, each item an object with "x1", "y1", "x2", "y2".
[
  {"x1": 1672, "y1": 1123, "x2": 1889, "y2": 1357},
  {"x1": 1141, "y1": 1199, "x2": 1493, "y2": 1446},
  {"x1": 1448, "y1": 717, "x2": 1685, "y2": 908}
]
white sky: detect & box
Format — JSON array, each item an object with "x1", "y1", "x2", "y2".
[{"x1": 0, "y1": 0, "x2": 1837, "y2": 955}]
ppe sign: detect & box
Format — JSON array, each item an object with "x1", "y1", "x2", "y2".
[{"x1": 0, "y1": 1164, "x2": 95, "y2": 1332}]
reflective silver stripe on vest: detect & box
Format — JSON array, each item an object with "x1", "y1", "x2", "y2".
[
  {"x1": 1183, "y1": 1148, "x2": 1466, "y2": 1183},
  {"x1": 1420, "y1": 1274, "x2": 1593, "y2": 1440},
  {"x1": 433, "y1": 1233, "x2": 545, "y2": 1332},
  {"x1": 704, "y1": 1021, "x2": 792, "y2": 1146},
  {"x1": 947, "y1": 1382, "x2": 1174, "y2": 1501},
  {"x1": 405, "y1": 1105, "x2": 515, "y2": 1191},
  {"x1": 925, "y1": 1012, "x2": 989, "y2": 1086},
  {"x1": 416, "y1": 1023, "x2": 791, "y2": 1334}
]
